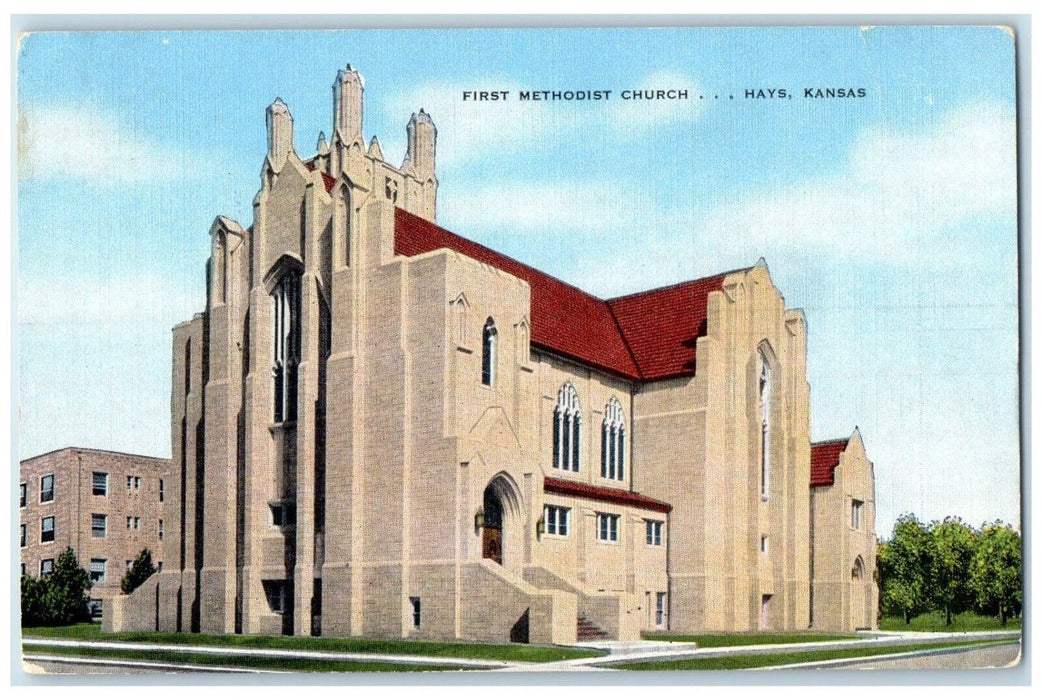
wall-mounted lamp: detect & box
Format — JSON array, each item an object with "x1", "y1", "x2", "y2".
[
  {"x1": 474, "y1": 508, "x2": 484, "y2": 533},
  {"x1": 535, "y1": 517, "x2": 546, "y2": 540}
]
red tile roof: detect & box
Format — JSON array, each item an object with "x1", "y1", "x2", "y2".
[
  {"x1": 303, "y1": 160, "x2": 337, "y2": 193},
  {"x1": 394, "y1": 208, "x2": 739, "y2": 382},
  {"x1": 543, "y1": 476, "x2": 672, "y2": 514},
  {"x1": 607, "y1": 276, "x2": 729, "y2": 380},
  {"x1": 810, "y1": 438, "x2": 849, "y2": 487}
]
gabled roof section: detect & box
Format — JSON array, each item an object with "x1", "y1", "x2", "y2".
[
  {"x1": 810, "y1": 438, "x2": 850, "y2": 487},
  {"x1": 607, "y1": 275, "x2": 730, "y2": 380},
  {"x1": 394, "y1": 208, "x2": 742, "y2": 382}
]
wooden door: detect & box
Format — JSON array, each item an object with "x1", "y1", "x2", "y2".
[{"x1": 483, "y1": 526, "x2": 502, "y2": 564}]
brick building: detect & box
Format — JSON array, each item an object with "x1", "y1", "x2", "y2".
[
  {"x1": 20, "y1": 447, "x2": 173, "y2": 618},
  {"x1": 108, "y1": 64, "x2": 877, "y2": 642}
]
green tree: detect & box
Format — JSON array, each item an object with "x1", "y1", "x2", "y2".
[
  {"x1": 20, "y1": 574, "x2": 46, "y2": 627},
  {"x1": 928, "y1": 516, "x2": 978, "y2": 625},
  {"x1": 877, "y1": 513, "x2": 932, "y2": 624},
  {"x1": 969, "y1": 522, "x2": 1021, "y2": 625},
  {"x1": 41, "y1": 547, "x2": 91, "y2": 625},
  {"x1": 121, "y1": 548, "x2": 158, "y2": 594}
]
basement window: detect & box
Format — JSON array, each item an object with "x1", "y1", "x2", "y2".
[{"x1": 410, "y1": 597, "x2": 421, "y2": 628}]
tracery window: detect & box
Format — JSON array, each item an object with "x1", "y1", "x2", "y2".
[
  {"x1": 759, "y1": 351, "x2": 772, "y2": 500},
  {"x1": 272, "y1": 270, "x2": 301, "y2": 423},
  {"x1": 481, "y1": 318, "x2": 497, "y2": 386},
  {"x1": 553, "y1": 382, "x2": 582, "y2": 472},
  {"x1": 601, "y1": 397, "x2": 626, "y2": 481}
]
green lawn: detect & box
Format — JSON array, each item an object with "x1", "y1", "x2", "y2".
[
  {"x1": 24, "y1": 644, "x2": 470, "y2": 673},
  {"x1": 21, "y1": 623, "x2": 602, "y2": 663},
  {"x1": 879, "y1": 612, "x2": 1022, "y2": 633},
  {"x1": 615, "y1": 639, "x2": 1013, "y2": 671},
  {"x1": 641, "y1": 632, "x2": 859, "y2": 647}
]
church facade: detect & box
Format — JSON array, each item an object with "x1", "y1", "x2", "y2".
[{"x1": 106, "y1": 65, "x2": 877, "y2": 644}]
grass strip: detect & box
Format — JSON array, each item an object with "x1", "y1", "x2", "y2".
[
  {"x1": 22, "y1": 624, "x2": 599, "y2": 663},
  {"x1": 879, "y1": 612, "x2": 1022, "y2": 633},
  {"x1": 24, "y1": 644, "x2": 473, "y2": 673},
  {"x1": 613, "y1": 640, "x2": 1013, "y2": 671},
  {"x1": 641, "y1": 632, "x2": 859, "y2": 647}
]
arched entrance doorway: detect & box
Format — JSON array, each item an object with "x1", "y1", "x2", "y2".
[
  {"x1": 850, "y1": 556, "x2": 866, "y2": 630},
  {"x1": 481, "y1": 474, "x2": 523, "y2": 568}
]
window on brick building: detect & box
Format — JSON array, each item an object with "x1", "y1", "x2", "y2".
[
  {"x1": 544, "y1": 505, "x2": 570, "y2": 536},
  {"x1": 601, "y1": 397, "x2": 626, "y2": 481},
  {"x1": 41, "y1": 516, "x2": 54, "y2": 543},
  {"x1": 92, "y1": 472, "x2": 108, "y2": 496},
  {"x1": 759, "y1": 351, "x2": 772, "y2": 501},
  {"x1": 646, "y1": 520, "x2": 663, "y2": 546},
  {"x1": 851, "y1": 500, "x2": 864, "y2": 530},
  {"x1": 159, "y1": 479, "x2": 165, "y2": 502},
  {"x1": 553, "y1": 383, "x2": 582, "y2": 472},
  {"x1": 40, "y1": 474, "x2": 54, "y2": 502},
  {"x1": 40, "y1": 559, "x2": 53, "y2": 577},
  {"x1": 92, "y1": 514, "x2": 107, "y2": 538},
  {"x1": 20, "y1": 482, "x2": 26, "y2": 508},
  {"x1": 20, "y1": 524, "x2": 26, "y2": 548},
  {"x1": 89, "y1": 559, "x2": 107, "y2": 585},
  {"x1": 596, "y1": 513, "x2": 619, "y2": 542}
]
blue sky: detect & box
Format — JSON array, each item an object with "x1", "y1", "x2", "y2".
[{"x1": 16, "y1": 26, "x2": 1018, "y2": 535}]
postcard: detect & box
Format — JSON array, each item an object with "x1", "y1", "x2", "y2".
[{"x1": 15, "y1": 24, "x2": 1021, "y2": 677}]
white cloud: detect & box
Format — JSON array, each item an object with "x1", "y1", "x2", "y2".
[
  {"x1": 18, "y1": 102, "x2": 204, "y2": 185},
  {"x1": 706, "y1": 101, "x2": 1017, "y2": 261},
  {"x1": 440, "y1": 100, "x2": 1016, "y2": 292},
  {"x1": 380, "y1": 71, "x2": 703, "y2": 169}
]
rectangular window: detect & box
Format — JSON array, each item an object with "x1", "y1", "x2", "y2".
[
  {"x1": 19, "y1": 483, "x2": 26, "y2": 508},
  {"x1": 127, "y1": 475, "x2": 132, "y2": 489},
  {"x1": 127, "y1": 516, "x2": 132, "y2": 529},
  {"x1": 760, "y1": 535, "x2": 769, "y2": 553},
  {"x1": 40, "y1": 559, "x2": 54, "y2": 577},
  {"x1": 134, "y1": 476, "x2": 141, "y2": 489},
  {"x1": 159, "y1": 519, "x2": 164, "y2": 540},
  {"x1": 88, "y1": 599, "x2": 103, "y2": 619},
  {"x1": 159, "y1": 479, "x2": 165, "y2": 502},
  {"x1": 21, "y1": 563, "x2": 27, "y2": 576},
  {"x1": 656, "y1": 592, "x2": 667, "y2": 628},
  {"x1": 646, "y1": 520, "x2": 663, "y2": 546},
  {"x1": 126, "y1": 560, "x2": 133, "y2": 571},
  {"x1": 41, "y1": 516, "x2": 55, "y2": 543},
  {"x1": 270, "y1": 503, "x2": 297, "y2": 527},
  {"x1": 40, "y1": 474, "x2": 54, "y2": 503},
  {"x1": 20, "y1": 524, "x2": 27, "y2": 548},
  {"x1": 92, "y1": 514, "x2": 107, "y2": 538},
  {"x1": 544, "y1": 505, "x2": 570, "y2": 536},
  {"x1": 596, "y1": 513, "x2": 619, "y2": 543},
  {"x1": 92, "y1": 471, "x2": 108, "y2": 496},
  {"x1": 851, "y1": 500, "x2": 864, "y2": 529},
  {"x1": 90, "y1": 559, "x2": 107, "y2": 585},
  {"x1": 264, "y1": 580, "x2": 287, "y2": 613},
  {"x1": 410, "y1": 597, "x2": 421, "y2": 628}
]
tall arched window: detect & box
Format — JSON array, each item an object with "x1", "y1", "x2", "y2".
[
  {"x1": 758, "y1": 351, "x2": 772, "y2": 500},
  {"x1": 553, "y1": 383, "x2": 582, "y2": 472},
  {"x1": 272, "y1": 270, "x2": 301, "y2": 423},
  {"x1": 601, "y1": 397, "x2": 625, "y2": 481},
  {"x1": 481, "y1": 318, "x2": 497, "y2": 386}
]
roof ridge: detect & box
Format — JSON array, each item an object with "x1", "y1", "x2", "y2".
[
  {"x1": 396, "y1": 208, "x2": 614, "y2": 302},
  {"x1": 606, "y1": 265, "x2": 753, "y2": 303},
  {"x1": 811, "y1": 437, "x2": 851, "y2": 448}
]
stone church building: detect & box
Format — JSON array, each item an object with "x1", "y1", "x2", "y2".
[{"x1": 106, "y1": 65, "x2": 877, "y2": 644}]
